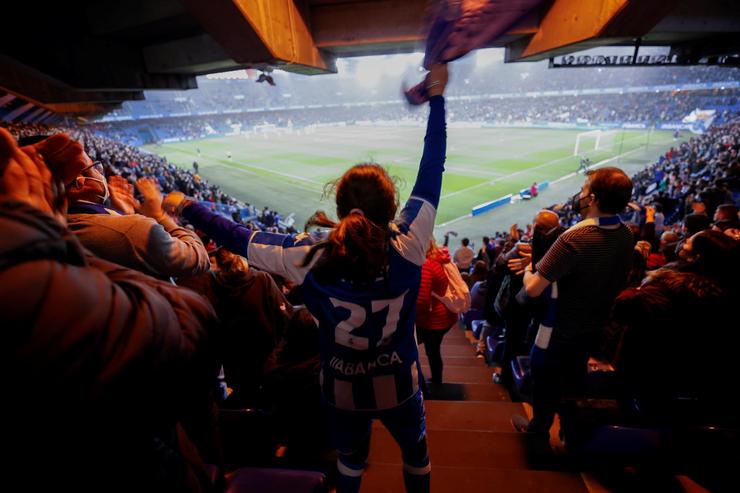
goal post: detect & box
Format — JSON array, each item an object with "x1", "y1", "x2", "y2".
[{"x1": 573, "y1": 129, "x2": 618, "y2": 156}]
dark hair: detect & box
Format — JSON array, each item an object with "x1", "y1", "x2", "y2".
[
  {"x1": 683, "y1": 213, "x2": 711, "y2": 236},
  {"x1": 684, "y1": 229, "x2": 740, "y2": 287},
  {"x1": 17, "y1": 135, "x2": 51, "y2": 146},
  {"x1": 302, "y1": 163, "x2": 398, "y2": 284},
  {"x1": 532, "y1": 225, "x2": 565, "y2": 268},
  {"x1": 586, "y1": 167, "x2": 633, "y2": 214},
  {"x1": 715, "y1": 203, "x2": 739, "y2": 222},
  {"x1": 461, "y1": 238, "x2": 470, "y2": 246}
]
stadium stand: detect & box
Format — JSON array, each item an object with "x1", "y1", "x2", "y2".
[{"x1": 3, "y1": 1, "x2": 740, "y2": 491}]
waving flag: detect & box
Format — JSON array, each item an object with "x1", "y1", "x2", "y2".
[{"x1": 405, "y1": 0, "x2": 545, "y2": 105}]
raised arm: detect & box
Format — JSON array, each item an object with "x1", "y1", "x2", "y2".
[
  {"x1": 179, "y1": 199, "x2": 254, "y2": 258},
  {"x1": 409, "y1": 64, "x2": 448, "y2": 209},
  {"x1": 165, "y1": 194, "x2": 318, "y2": 284},
  {"x1": 392, "y1": 64, "x2": 448, "y2": 266}
]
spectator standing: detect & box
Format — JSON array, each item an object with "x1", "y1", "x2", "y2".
[
  {"x1": 165, "y1": 64, "x2": 450, "y2": 493},
  {"x1": 416, "y1": 241, "x2": 458, "y2": 387},
  {"x1": 453, "y1": 237, "x2": 475, "y2": 272},
  {"x1": 511, "y1": 167, "x2": 634, "y2": 439}
]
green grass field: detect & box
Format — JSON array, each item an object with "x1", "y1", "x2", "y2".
[{"x1": 144, "y1": 126, "x2": 675, "y2": 227}]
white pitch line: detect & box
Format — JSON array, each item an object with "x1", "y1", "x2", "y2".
[
  {"x1": 439, "y1": 131, "x2": 650, "y2": 200},
  {"x1": 550, "y1": 172, "x2": 577, "y2": 185},
  {"x1": 160, "y1": 144, "x2": 326, "y2": 190},
  {"x1": 437, "y1": 214, "x2": 473, "y2": 229},
  {"x1": 434, "y1": 133, "x2": 671, "y2": 229}
]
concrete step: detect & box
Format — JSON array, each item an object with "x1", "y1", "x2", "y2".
[
  {"x1": 418, "y1": 365, "x2": 495, "y2": 385},
  {"x1": 422, "y1": 382, "x2": 510, "y2": 402},
  {"x1": 360, "y1": 463, "x2": 588, "y2": 493},
  {"x1": 441, "y1": 337, "x2": 477, "y2": 347},
  {"x1": 427, "y1": 344, "x2": 481, "y2": 358},
  {"x1": 425, "y1": 400, "x2": 526, "y2": 432},
  {"x1": 419, "y1": 355, "x2": 487, "y2": 368},
  {"x1": 368, "y1": 427, "x2": 567, "y2": 471},
  {"x1": 371, "y1": 401, "x2": 524, "y2": 433}
]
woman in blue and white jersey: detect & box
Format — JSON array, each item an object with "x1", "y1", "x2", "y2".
[{"x1": 165, "y1": 64, "x2": 449, "y2": 493}]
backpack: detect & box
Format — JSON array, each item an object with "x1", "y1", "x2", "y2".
[{"x1": 432, "y1": 262, "x2": 471, "y2": 314}]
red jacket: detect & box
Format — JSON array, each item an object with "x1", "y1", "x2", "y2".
[{"x1": 416, "y1": 247, "x2": 458, "y2": 330}]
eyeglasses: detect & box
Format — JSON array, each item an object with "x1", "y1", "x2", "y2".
[{"x1": 80, "y1": 161, "x2": 105, "y2": 176}]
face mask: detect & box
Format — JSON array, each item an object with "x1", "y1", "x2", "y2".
[
  {"x1": 83, "y1": 175, "x2": 110, "y2": 204},
  {"x1": 570, "y1": 191, "x2": 591, "y2": 216}
]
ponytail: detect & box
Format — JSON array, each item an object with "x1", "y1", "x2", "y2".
[
  {"x1": 302, "y1": 210, "x2": 389, "y2": 284},
  {"x1": 302, "y1": 163, "x2": 398, "y2": 284}
]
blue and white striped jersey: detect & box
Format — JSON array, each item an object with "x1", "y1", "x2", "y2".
[{"x1": 183, "y1": 96, "x2": 446, "y2": 410}]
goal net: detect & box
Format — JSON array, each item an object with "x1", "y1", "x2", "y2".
[{"x1": 573, "y1": 129, "x2": 618, "y2": 156}]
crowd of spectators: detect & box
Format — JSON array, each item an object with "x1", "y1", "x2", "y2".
[
  {"x1": 101, "y1": 59, "x2": 738, "y2": 120},
  {"x1": 90, "y1": 88, "x2": 740, "y2": 146},
  {"x1": 2, "y1": 121, "x2": 292, "y2": 236},
  {"x1": 3, "y1": 63, "x2": 740, "y2": 490}
]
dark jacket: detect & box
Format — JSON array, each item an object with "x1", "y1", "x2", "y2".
[
  {"x1": 1, "y1": 201, "x2": 219, "y2": 492},
  {"x1": 611, "y1": 268, "x2": 738, "y2": 421},
  {"x1": 180, "y1": 268, "x2": 293, "y2": 406}
]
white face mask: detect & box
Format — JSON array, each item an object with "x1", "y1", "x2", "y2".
[{"x1": 83, "y1": 175, "x2": 110, "y2": 204}]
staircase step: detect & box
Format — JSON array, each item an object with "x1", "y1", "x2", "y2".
[
  {"x1": 458, "y1": 382, "x2": 510, "y2": 402},
  {"x1": 425, "y1": 401, "x2": 526, "y2": 432},
  {"x1": 371, "y1": 401, "x2": 524, "y2": 433},
  {"x1": 419, "y1": 355, "x2": 486, "y2": 368},
  {"x1": 368, "y1": 427, "x2": 563, "y2": 471},
  {"x1": 421, "y1": 365, "x2": 494, "y2": 385},
  {"x1": 428, "y1": 345, "x2": 480, "y2": 358},
  {"x1": 360, "y1": 463, "x2": 588, "y2": 493},
  {"x1": 441, "y1": 337, "x2": 477, "y2": 347}
]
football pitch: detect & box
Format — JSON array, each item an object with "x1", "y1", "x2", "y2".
[{"x1": 144, "y1": 126, "x2": 676, "y2": 228}]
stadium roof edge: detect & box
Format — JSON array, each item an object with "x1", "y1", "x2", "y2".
[{"x1": 1, "y1": 0, "x2": 737, "y2": 116}]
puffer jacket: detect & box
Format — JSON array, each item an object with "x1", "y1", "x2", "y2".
[
  {"x1": 0, "y1": 201, "x2": 219, "y2": 492},
  {"x1": 416, "y1": 247, "x2": 458, "y2": 330}
]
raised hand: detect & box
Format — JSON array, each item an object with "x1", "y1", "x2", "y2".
[
  {"x1": 0, "y1": 128, "x2": 64, "y2": 223},
  {"x1": 508, "y1": 250, "x2": 532, "y2": 276},
  {"x1": 135, "y1": 177, "x2": 165, "y2": 220},
  {"x1": 108, "y1": 176, "x2": 139, "y2": 215},
  {"x1": 426, "y1": 63, "x2": 448, "y2": 97},
  {"x1": 509, "y1": 223, "x2": 520, "y2": 242},
  {"x1": 162, "y1": 191, "x2": 188, "y2": 216}
]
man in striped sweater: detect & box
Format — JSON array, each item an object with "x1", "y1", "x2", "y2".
[{"x1": 511, "y1": 167, "x2": 634, "y2": 437}]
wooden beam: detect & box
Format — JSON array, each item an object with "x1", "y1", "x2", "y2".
[
  {"x1": 311, "y1": 0, "x2": 539, "y2": 58},
  {"x1": 311, "y1": 0, "x2": 427, "y2": 49},
  {"x1": 516, "y1": 0, "x2": 677, "y2": 60},
  {"x1": 182, "y1": 0, "x2": 335, "y2": 74}
]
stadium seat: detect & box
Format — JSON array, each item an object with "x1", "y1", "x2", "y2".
[
  {"x1": 225, "y1": 467, "x2": 326, "y2": 493},
  {"x1": 559, "y1": 397, "x2": 740, "y2": 471},
  {"x1": 510, "y1": 355, "x2": 532, "y2": 396},
  {"x1": 470, "y1": 319, "x2": 486, "y2": 339},
  {"x1": 218, "y1": 408, "x2": 278, "y2": 469},
  {"x1": 462, "y1": 308, "x2": 484, "y2": 331},
  {"x1": 486, "y1": 332, "x2": 506, "y2": 364}
]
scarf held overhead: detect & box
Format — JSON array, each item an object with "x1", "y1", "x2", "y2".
[{"x1": 405, "y1": 0, "x2": 545, "y2": 105}]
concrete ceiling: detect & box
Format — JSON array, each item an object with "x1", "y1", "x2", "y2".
[{"x1": 1, "y1": 0, "x2": 738, "y2": 116}]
